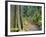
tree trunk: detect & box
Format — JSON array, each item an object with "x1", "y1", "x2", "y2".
[{"x1": 16, "y1": 5, "x2": 21, "y2": 31}]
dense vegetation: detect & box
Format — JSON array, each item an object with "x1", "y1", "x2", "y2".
[{"x1": 22, "y1": 6, "x2": 42, "y2": 30}]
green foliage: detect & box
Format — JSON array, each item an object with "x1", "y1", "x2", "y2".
[{"x1": 22, "y1": 6, "x2": 42, "y2": 30}]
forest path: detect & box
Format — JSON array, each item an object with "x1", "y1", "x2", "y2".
[
  {"x1": 29, "y1": 24, "x2": 39, "y2": 31},
  {"x1": 23, "y1": 22, "x2": 39, "y2": 31}
]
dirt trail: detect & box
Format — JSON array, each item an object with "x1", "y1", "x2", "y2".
[{"x1": 23, "y1": 21, "x2": 39, "y2": 31}]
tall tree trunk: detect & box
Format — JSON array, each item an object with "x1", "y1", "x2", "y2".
[
  {"x1": 21, "y1": 6, "x2": 24, "y2": 31},
  {"x1": 16, "y1": 5, "x2": 21, "y2": 31}
]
